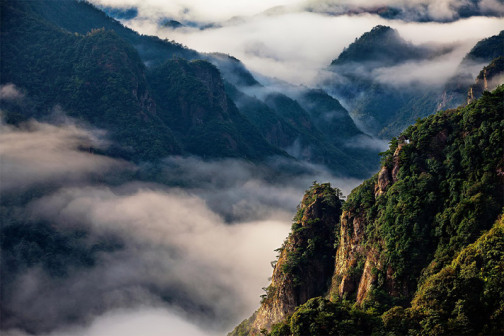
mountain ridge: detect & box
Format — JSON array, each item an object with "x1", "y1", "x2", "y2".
[
  {"x1": 1, "y1": 0, "x2": 380, "y2": 177},
  {"x1": 230, "y1": 85, "x2": 504, "y2": 335},
  {"x1": 325, "y1": 25, "x2": 503, "y2": 139}
]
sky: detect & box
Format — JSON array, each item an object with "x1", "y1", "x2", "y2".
[{"x1": 89, "y1": 0, "x2": 504, "y2": 86}]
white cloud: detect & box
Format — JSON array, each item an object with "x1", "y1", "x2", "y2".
[
  {"x1": 370, "y1": 47, "x2": 468, "y2": 87},
  {"x1": 107, "y1": 0, "x2": 503, "y2": 87},
  {"x1": 0, "y1": 83, "x2": 24, "y2": 100},
  {"x1": 22, "y1": 184, "x2": 290, "y2": 333},
  {"x1": 0, "y1": 119, "x2": 125, "y2": 192},
  {"x1": 90, "y1": 0, "x2": 303, "y2": 22},
  {"x1": 5, "y1": 308, "x2": 212, "y2": 336},
  {"x1": 480, "y1": 0, "x2": 504, "y2": 13},
  {"x1": 3, "y1": 151, "x2": 361, "y2": 334},
  {"x1": 129, "y1": 12, "x2": 390, "y2": 85},
  {"x1": 304, "y1": 0, "x2": 504, "y2": 21},
  {"x1": 393, "y1": 16, "x2": 504, "y2": 45}
]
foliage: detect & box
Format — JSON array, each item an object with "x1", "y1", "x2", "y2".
[
  {"x1": 408, "y1": 215, "x2": 504, "y2": 335},
  {"x1": 280, "y1": 183, "x2": 342, "y2": 288},
  {"x1": 229, "y1": 314, "x2": 256, "y2": 336},
  {"x1": 268, "y1": 297, "x2": 382, "y2": 336},
  {"x1": 261, "y1": 87, "x2": 504, "y2": 335},
  {"x1": 462, "y1": 30, "x2": 504, "y2": 64},
  {"x1": 0, "y1": 1, "x2": 182, "y2": 161},
  {"x1": 22, "y1": 0, "x2": 199, "y2": 65},
  {"x1": 347, "y1": 87, "x2": 503, "y2": 298}
]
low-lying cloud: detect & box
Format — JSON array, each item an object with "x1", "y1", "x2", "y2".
[
  {"x1": 0, "y1": 118, "x2": 124, "y2": 192},
  {"x1": 367, "y1": 43, "x2": 478, "y2": 88},
  {"x1": 1, "y1": 114, "x2": 362, "y2": 335},
  {"x1": 108, "y1": 1, "x2": 502, "y2": 87},
  {"x1": 304, "y1": 0, "x2": 504, "y2": 22},
  {"x1": 15, "y1": 185, "x2": 290, "y2": 331},
  {"x1": 5, "y1": 308, "x2": 210, "y2": 336},
  {"x1": 0, "y1": 83, "x2": 25, "y2": 101},
  {"x1": 125, "y1": 11, "x2": 387, "y2": 85}
]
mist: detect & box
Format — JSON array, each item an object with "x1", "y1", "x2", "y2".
[
  {"x1": 1, "y1": 111, "x2": 361, "y2": 336},
  {"x1": 304, "y1": 0, "x2": 504, "y2": 22},
  {"x1": 0, "y1": 117, "x2": 124, "y2": 192},
  {"x1": 90, "y1": 0, "x2": 504, "y2": 24},
  {"x1": 5, "y1": 308, "x2": 211, "y2": 336},
  {"x1": 102, "y1": 2, "x2": 503, "y2": 87},
  {"x1": 0, "y1": 83, "x2": 24, "y2": 100}
]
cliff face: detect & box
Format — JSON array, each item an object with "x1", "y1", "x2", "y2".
[
  {"x1": 329, "y1": 209, "x2": 369, "y2": 300},
  {"x1": 330, "y1": 139, "x2": 411, "y2": 304},
  {"x1": 147, "y1": 59, "x2": 283, "y2": 160},
  {"x1": 439, "y1": 31, "x2": 504, "y2": 110},
  {"x1": 467, "y1": 56, "x2": 504, "y2": 104},
  {"x1": 232, "y1": 183, "x2": 342, "y2": 335},
  {"x1": 230, "y1": 86, "x2": 504, "y2": 335}
]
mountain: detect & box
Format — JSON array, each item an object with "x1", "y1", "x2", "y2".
[
  {"x1": 0, "y1": 0, "x2": 281, "y2": 162},
  {"x1": 20, "y1": 0, "x2": 199, "y2": 65},
  {"x1": 304, "y1": 0, "x2": 504, "y2": 23},
  {"x1": 146, "y1": 59, "x2": 282, "y2": 159},
  {"x1": 325, "y1": 26, "x2": 504, "y2": 140},
  {"x1": 205, "y1": 53, "x2": 261, "y2": 88},
  {"x1": 230, "y1": 85, "x2": 504, "y2": 335},
  {"x1": 1, "y1": 1, "x2": 182, "y2": 161},
  {"x1": 467, "y1": 56, "x2": 504, "y2": 104},
  {"x1": 225, "y1": 84, "x2": 380, "y2": 177},
  {"x1": 330, "y1": 25, "x2": 431, "y2": 67},
  {"x1": 1, "y1": 0, "x2": 383, "y2": 177},
  {"x1": 325, "y1": 25, "x2": 448, "y2": 139},
  {"x1": 247, "y1": 182, "x2": 343, "y2": 333},
  {"x1": 204, "y1": 52, "x2": 381, "y2": 176},
  {"x1": 439, "y1": 31, "x2": 504, "y2": 110},
  {"x1": 462, "y1": 30, "x2": 504, "y2": 64}
]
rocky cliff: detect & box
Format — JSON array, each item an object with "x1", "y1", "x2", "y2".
[
  {"x1": 439, "y1": 31, "x2": 504, "y2": 110},
  {"x1": 467, "y1": 56, "x2": 504, "y2": 104},
  {"x1": 231, "y1": 183, "x2": 342, "y2": 335},
  {"x1": 230, "y1": 86, "x2": 504, "y2": 335},
  {"x1": 328, "y1": 137, "x2": 413, "y2": 305},
  {"x1": 147, "y1": 59, "x2": 283, "y2": 159}
]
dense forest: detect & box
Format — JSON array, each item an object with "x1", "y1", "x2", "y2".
[
  {"x1": 231, "y1": 86, "x2": 504, "y2": 335},
  {"x1": 0, "y1": 0, "x2": 381, "y2": 177}
]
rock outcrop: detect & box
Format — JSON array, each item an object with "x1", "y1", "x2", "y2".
[
  {"x1": 329, "y1": 208, "x2": 367, "y2": 299},
  {"x1": 467, "y1": 56, "x2": 504, "y2": 104},
  {"x1": 231, "y1": 183, "x2": 342, "y2": 335},
  {"x1": 229, "y1": 64, "x2": 504, "y2": 336}
]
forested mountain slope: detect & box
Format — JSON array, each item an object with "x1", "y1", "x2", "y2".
[
  {"x1": 440, "y1": 31, "x2": 504, "y2": 110},
  {"x1": 231, "y1": 86, "x2": 504, "y2": 335},
  {"x1": 1, "y1": 0, "x2": 380, "y2": 176},
  {"x1": 0, "y1": 0, "x2": 282, "y2": 161},
  {"x1": 325, "y1": 26, "x2": 503, "y2": 139}
]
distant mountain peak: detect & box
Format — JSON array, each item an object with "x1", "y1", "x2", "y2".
[
  {"x1": 462, "y1": 30, "x2": 504, "y2": 64},
  {"x1": 330, "y1": 25, "x2": 424, "y2": 67},
  {"x1": 369, "y1": 24, "x2": 394, "y2": 34}
]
